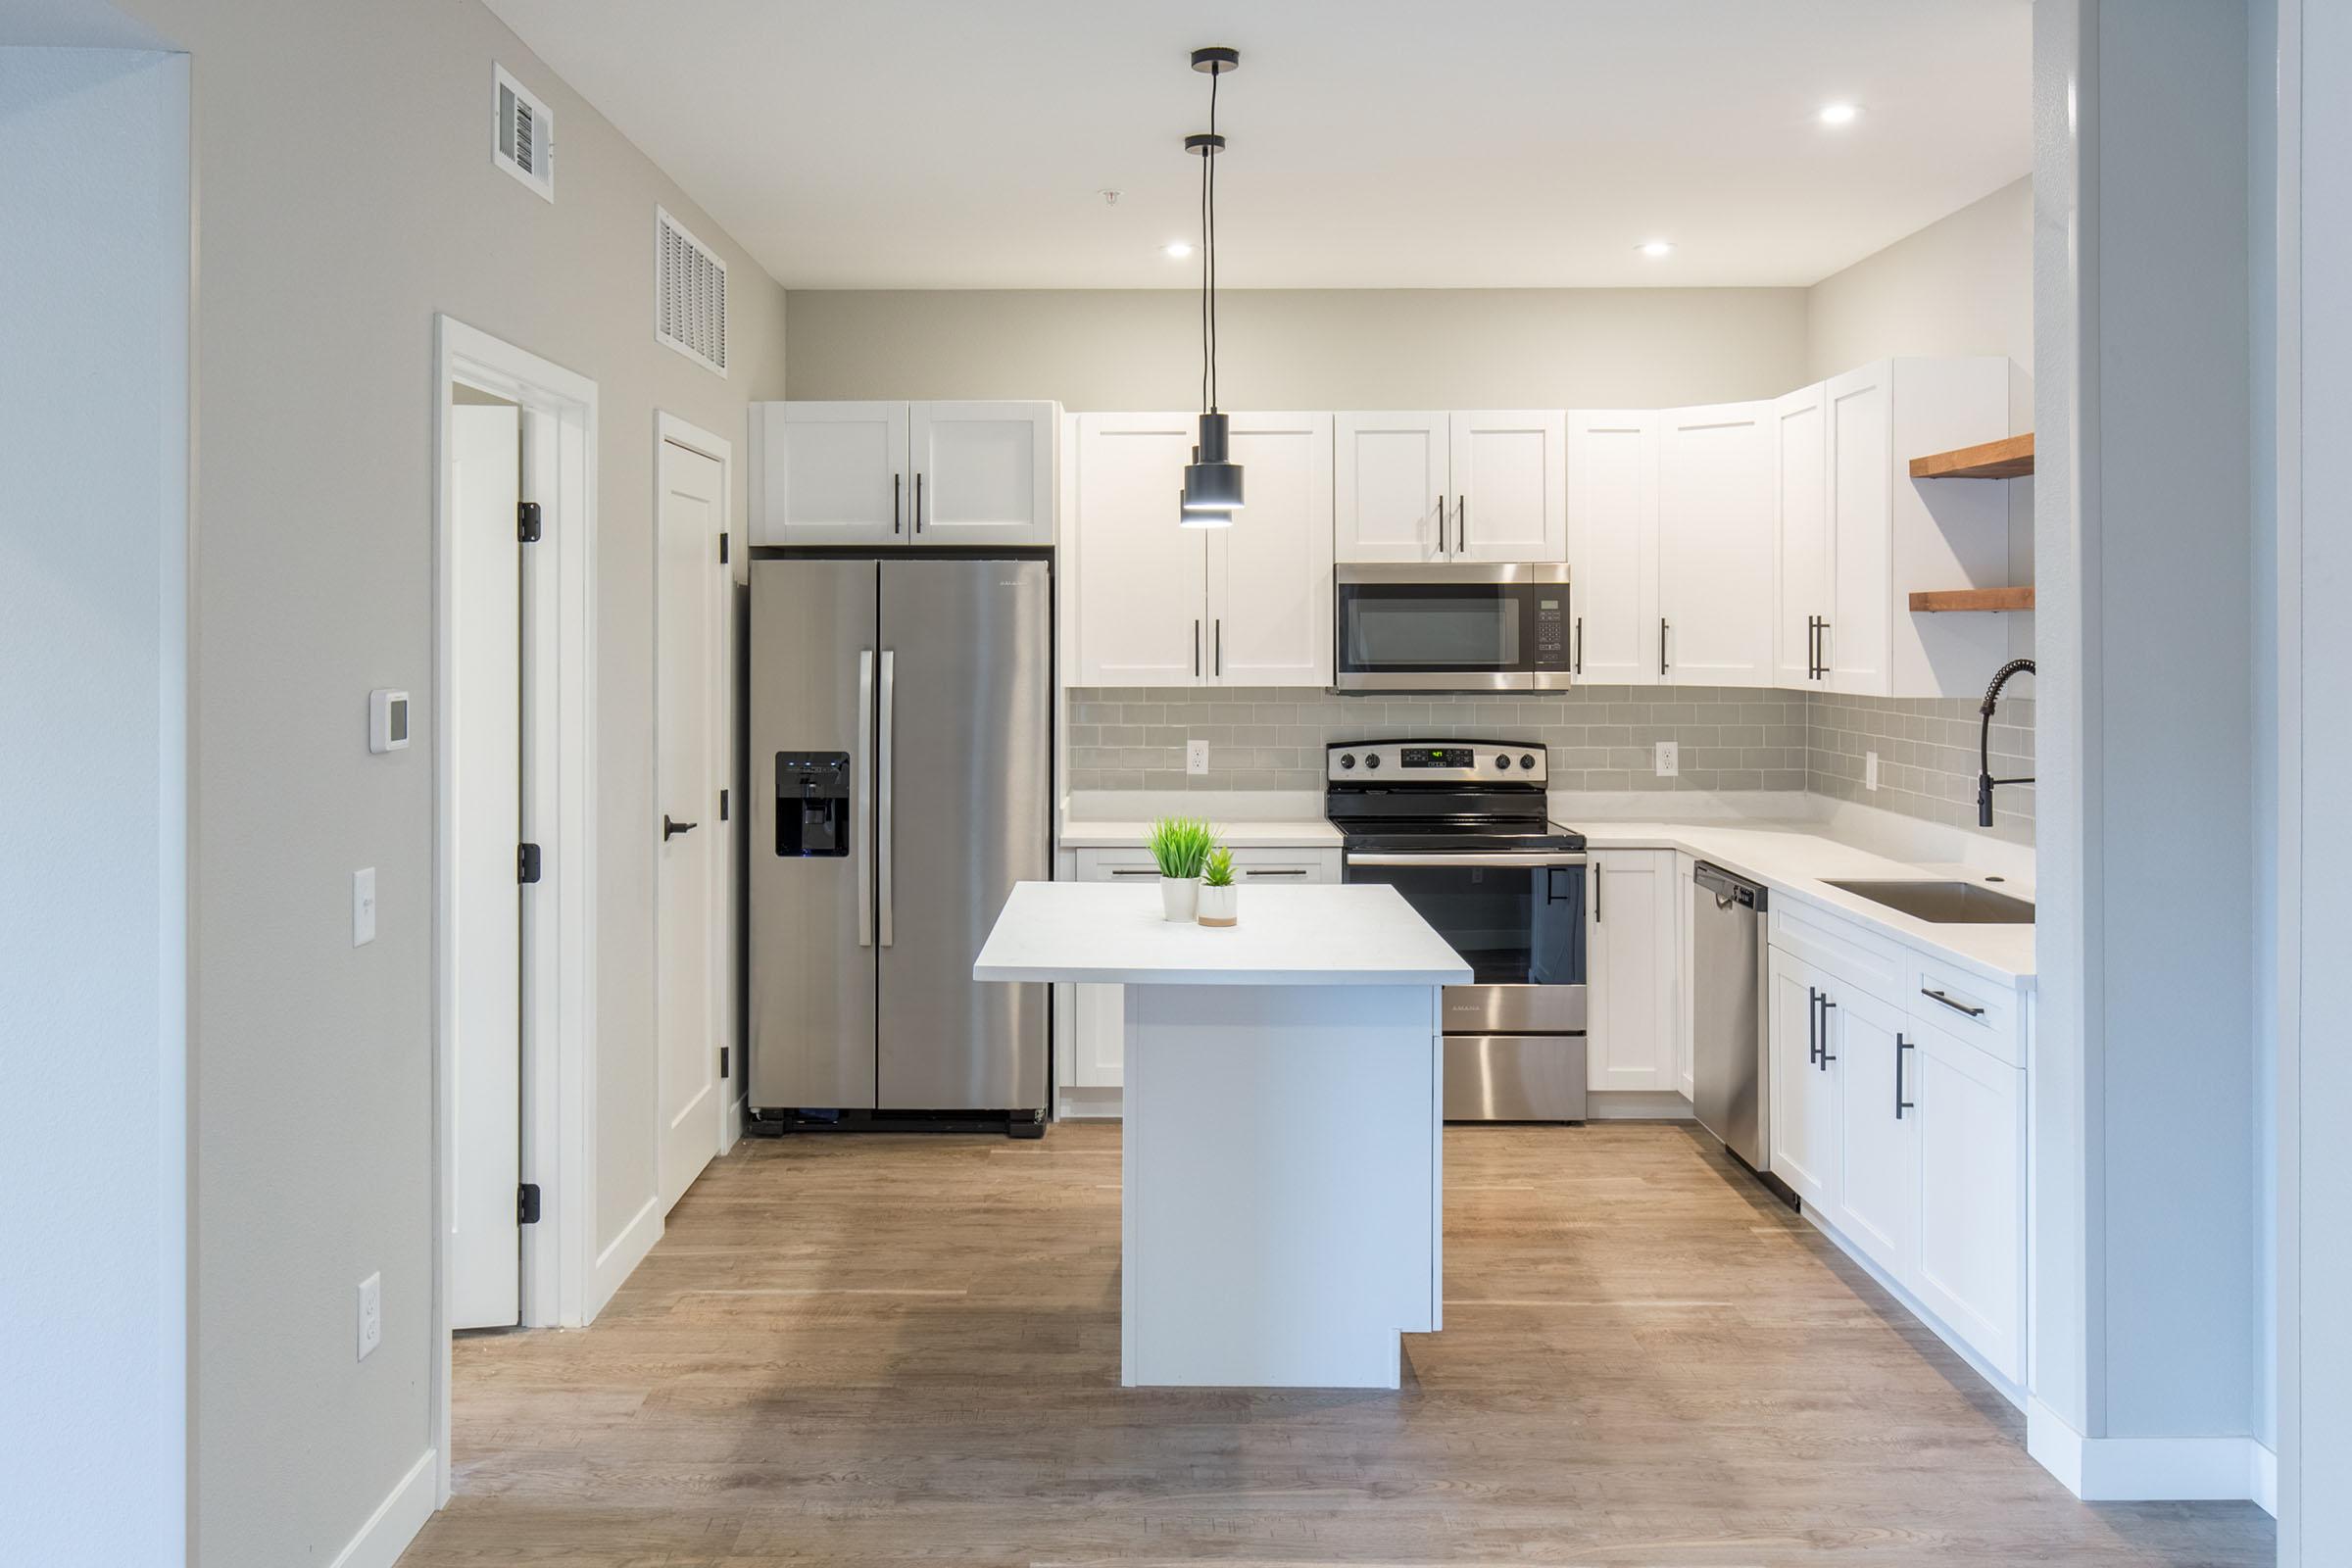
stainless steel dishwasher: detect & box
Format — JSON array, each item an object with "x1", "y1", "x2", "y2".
[{"x1": 1691, "y1": 862, "x2": 1770, "y2": 1170}]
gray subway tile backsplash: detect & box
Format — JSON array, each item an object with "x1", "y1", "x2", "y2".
[{"x1": 1063, "y1": 684, "x2": 2035, "y2": 843}]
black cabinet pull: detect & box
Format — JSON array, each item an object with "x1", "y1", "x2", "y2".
[
  {"x1": 1807, "y1": 986, "x2": 1821, "y2": 1065},
  {"x1": 913, "y1": 470, "x2": 924, "y2": 532},
  {"x1": 1194, "y1": 618, "x2": 1201, "y2": 678},
  {"x1": 1920, "y1": 987, "x2": 1986, "y2": 1018},
  {"x1": 1574, "y1": 615, "x2": 1584, "y2": 675},
  {"x1": 1895, "y1": 1033, "x2": 1915, "y2": 1118},
  {"x1": 1818, "y1": 996, "x2": 1838, "y2": 1066},
  {"x1": 1659, "y1": 618, "x2": 1669, "y2": 676},
  {"x1": 893, "y1": 472, "x2": 903, "y2": 534},
  {"x1": 1457, "y1": 495, "x2": 1468, "y2": 555},
  {"x1": 1214, "y1": 618, "x2": 1223, "y2": 677},
  {"x1": 1592, "y1": 861, "x2": 1602, "y2": 922}
]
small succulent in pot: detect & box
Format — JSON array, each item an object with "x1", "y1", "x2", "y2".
[
  {"x1": 1197, "y1": 845, "x2": 1240, "y2": 927},
  {"x1": 1146, "y1": 816, "x2": 1216, "y2": 922}
]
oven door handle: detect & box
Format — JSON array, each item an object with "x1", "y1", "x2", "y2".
[{"x1": 1347, "y1": 853, "x2": 1590, "y2": 868}]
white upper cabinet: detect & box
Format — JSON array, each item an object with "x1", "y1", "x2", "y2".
[
  {"x1": 751, "y1": 400, "x2": 1056, "y2": 548},
  {"x1": 750, "y1": 401, "x2": 909, "y2": 546},
  {"x1": 1566, "y1": 411, "x2": 1660, "y2": 686},
  {"x1": 1072, "y1": 413, "x2": 1332, "y2": 688},
  {"x1": 1207, "y1": 414, "x2": 1335, "y2": 686},
  {"x1": 1334, "y1": 413, "x2": 1448, "y2": 563},
  {"x1": 1449, "y1": 411, "x2": 1567, "y2": 563},
  {"x1": 1073, "y1": 414, "x2": 1206, "y2": 686},
  {"x1": 1771, "y1": 384, "x2": 1831, "y2": 689},
  {"x1": 1655, "y1": 401, "x2": 1776, "y2": 686},
  {"x1": 906, "y1": 401, "x2": 1056, "y2": 546},
  {"x1": 1825, "y1": 366, "x2": 1893, "y2": 693}
]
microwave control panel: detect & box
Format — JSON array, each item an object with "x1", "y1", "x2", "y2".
[{"x1": 1534, "y1": 595, "x2": 1568, "y2": 669}]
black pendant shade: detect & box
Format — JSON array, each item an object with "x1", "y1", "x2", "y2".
[{"x1": 1181, "y1": 413, "x2": 1244, "y2": 522}]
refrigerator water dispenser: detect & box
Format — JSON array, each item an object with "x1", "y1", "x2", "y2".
[{"x1": 775, "y1": 752, "x2": 851, "y2": 857}]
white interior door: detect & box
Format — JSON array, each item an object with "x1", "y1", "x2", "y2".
[
  {"x1": 657, "y1": 438, "x2": 725, "y2": 1212},
  {"x1": 1448, "y1": 411, "x2": 1566, "y2": 562},
  {"x1": 450, "y1": 399, "x2": 522, "y2": 1330},
  {"x1": 1206, "y1": 413, "x2": 1333, "y2": 686}
]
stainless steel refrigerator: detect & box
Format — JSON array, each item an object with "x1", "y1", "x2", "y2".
[{"x1": 749, "y1": 556, "x2": 1052, "y2": 1133}]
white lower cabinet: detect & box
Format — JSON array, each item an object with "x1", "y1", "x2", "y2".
[
  {"x1": 1057, "y1": 845, "x2": 1342, "y2": 1101},
  {"x1": 1588, "y1": 849, "x2": 1680, "y2": 1092},
  {"x1": 1765, "y1": 910, "x2": 2027, "y2": 1392}
]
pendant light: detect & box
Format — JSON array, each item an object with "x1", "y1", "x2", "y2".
[{"x1": 1179, "y1": 45, "x2": 1243, "y2": 527}]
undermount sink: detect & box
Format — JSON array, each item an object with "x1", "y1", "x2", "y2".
[{"x1": 1822, "y1": 879, "x2": 2035, "y2": 925}]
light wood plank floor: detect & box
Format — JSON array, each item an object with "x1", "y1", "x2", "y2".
[{"x1": 402, "y1": 1122, "x2": 2271, "y2": 1566}]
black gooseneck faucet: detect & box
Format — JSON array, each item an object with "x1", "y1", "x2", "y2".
[{"x1": 1977, "y1": 658, "x2": 2036, "y2": 827}]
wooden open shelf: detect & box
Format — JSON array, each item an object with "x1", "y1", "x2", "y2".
[
  {"x1": 1908, "y1": 586, "x2": 2036, "y2": 613},
  {"x1": 1909, "y1": 432, "x2": 2034, "y2": 479}
]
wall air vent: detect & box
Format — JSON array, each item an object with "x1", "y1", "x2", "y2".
[
  {"x1": 494, "y1": 65, "x2": 553, "y2": 201},
  {"x1": 656, "y1": 207, "x2": 728, "y2": 376}
]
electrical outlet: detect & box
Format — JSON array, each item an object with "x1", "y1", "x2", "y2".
[
  {"x1": 357, "y1": 1272, "x2": 382, "y2": 1361},
  {"x1": 352, "y1": 867, "x2": 377, "y2": 947},
  {"x1": 1186, "y1": 739, "x2": 1210, "y2": 776},
  {"x1": 1866, "y1": 751, "x2": 1881, "y2": 791},
  {"x1": 1654, "y1": 741, "x2": 1679, "y2": 778}
]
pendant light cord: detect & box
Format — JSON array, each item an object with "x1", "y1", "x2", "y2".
[{"x1": 1208, "y1": 64, "x2": 1220, "y2": 412}]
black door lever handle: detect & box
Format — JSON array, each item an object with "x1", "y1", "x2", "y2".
[{"x1": 662, "y1": 814, "x2": 699, "y2": 840}]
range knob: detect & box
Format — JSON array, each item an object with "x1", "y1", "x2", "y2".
[
  {"x1": 1494, "y1": 755, "x2": 1513, "y2": 770},
  {"x1": 1338, "y1": 753, "x2": 1356, "y2": 770},
  {"x1": 1364, "y1": 754, "x2": 1382, "y2": 769},
  {"x1": 1521, "y1": 753, "x2": 1538, "y2": 770}
]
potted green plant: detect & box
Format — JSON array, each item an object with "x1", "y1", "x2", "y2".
[
  {"x1": 1145, "y1": 816, "x2": 1216, "y2": 922},
  {"x1": 1197, "y1": 845, "x2": 1239, "y2": 927}
]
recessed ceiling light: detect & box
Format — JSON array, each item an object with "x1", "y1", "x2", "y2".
[
  {"x1": 1639, "y1": 240, "x2": 1674, "y2": 258},
  {"x1": 1164, "y1": 241, "x2": 1194, "y2": 260},
  {"x1": 1819, "y1": 102, "x2": 1860, "y2": 126}
]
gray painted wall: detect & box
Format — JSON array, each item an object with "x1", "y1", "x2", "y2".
[
  {"x1": 106, "y1": 1, "x2": 786, "y2": 1562},
  {"x1": 0, "y1": 44, "x2": 188, "y2": 1566},
  {"x1": 1805, "y1": 177, "x2": 2034, "y2": 383}
]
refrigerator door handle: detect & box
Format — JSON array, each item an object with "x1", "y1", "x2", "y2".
[
  {"x1": 856, "y1": 649, "x2": 874, "y2": 948},
  {"x1": 878, "y1": 648, "x2": 898, "y2": 947}
]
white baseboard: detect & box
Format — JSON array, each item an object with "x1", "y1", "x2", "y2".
[
  {"x1": 2028, "y1": 1398, "x2": 2274, "y2": 1506},
  {"x1": 1802, "y1": 1205, "x2": 2024, "y2": 1410},
  {"x1": 1584, "y1": 1090, "x2": 1695, "y2": 1121},
  {"x1": 587, "y1": 1193, "x2": 662, "y2": 1322},
  {"x1": 327, "y1": 1447, "x2": 437, "y2": 1568}
]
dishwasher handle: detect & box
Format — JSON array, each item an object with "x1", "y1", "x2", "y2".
[{"x1": 1692, "y1": 860, "x2": 1769, "y2": 911}]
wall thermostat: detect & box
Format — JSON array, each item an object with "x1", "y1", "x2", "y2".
[{"x1": 369, "y1": 689, "x2": 411, "y2": 755}]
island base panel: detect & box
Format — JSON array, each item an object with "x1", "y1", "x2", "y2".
[{"x1": 1120, "y1": 982, "x2": 1443, "y2": 1389}]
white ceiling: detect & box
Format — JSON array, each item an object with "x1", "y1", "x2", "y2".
[{"x1": 484, "y1": 0, "x2": 2031, "y2": 291}]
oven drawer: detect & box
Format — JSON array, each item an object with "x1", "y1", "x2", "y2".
[
  {"x1": 1444, "y1": 983, "x2": 1586, "y2": 1034},
  {"x1": 1444, "y1": 1034, "x2": 1588, "y2": 1122}
]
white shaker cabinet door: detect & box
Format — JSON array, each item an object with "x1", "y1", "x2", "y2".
[
  {"x1": 1912, "y1": 1016, "x2": 2025, "y2": 1383},
  {"x1": 1566, "y1": 411, "x2": 1660, "y2": 686},
  {"x1": 1335, "y1": 413, "x2": 1449, "y2": 563},
  {"x1": 1207, "y1": 414, "x2": 1334, "y2": 687},
  {"x1": 1767, "y1": 948, "x2": 1838, "y2": 1209},
  {"x1": 1449, "y1": 411, "x2": 1566, "y2": 563},
  {"x1": 1073, "y1": 414, "x2": 1208, "y2": 687},
  {"x1": 1828, "y1": 982, "x2": 1920, "y2": 1282},
  {"x1": 1824, "y1": 366, "x2": 1893, "y2": 695},
  {"x1": 1772, "y1": 383, "x2": 1832, "y2": 689},
  {"x1": 1587, "y1": 849, "x2": 1678, "y2": 1092},
  {"x1": 908, "y1": 400, "x2": 1055, "y2": 547},
  {"x1": 1655, "y1": 401, "x2": 1776, "y2": 686},
  {"x1": 751, "y1": 400, "x2": 907, "y2": 546}
]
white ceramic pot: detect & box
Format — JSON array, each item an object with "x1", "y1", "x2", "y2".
[
  {"x1": 1197, "y1": 881, "x2": 1238, "y2": 927},
  {"x1": 1159, "y1": 875, "x2": 1200, "y2": 922}
]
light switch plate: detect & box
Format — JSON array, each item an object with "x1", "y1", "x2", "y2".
[
  {"x1": 357, "y1": 1271, "x2": 381, "y2": 1360},
  {"x1": 1866, "y1": 751, "x2": 1881, "y2": 791},
  {"x1": 353, "y1": 867, "x2": 377, "y2": 947},
  {"x1": 1654, "y1": 741, "x2": 1679, "y2": 778},
  {"x1": 1187, "y1": 740, "x2": 1210, "y2": 776}
]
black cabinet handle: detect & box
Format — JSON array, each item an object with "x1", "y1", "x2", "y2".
[
  {"x1": 1896, "y1": 1033, "x2": 1915, "y2": 1118},
  {"x1": 1807, "y1": 986, "x2": 1821, "y2": 1065},
  {"x1": 1457, "y1": 495, "x2": 1468, "y2": 555},
  {"x1": 1806, "y1": 615, "x2": 1819, "y2": 680},
  {"x1": 1818, "y1": 996, "x2": 1838, "y2": 1066},
  {"x1": 662, "y1": 814, "x2": 699, "y2": 840},
  {"x1": 1574, "y1": 615, "x2": 1584, "y2": 675},
  {"x1": 1920, "y1": 987, "x2": 1986, "y2": 1018},
  {"x1": 1659, "y1": 618, "x2": 1669, "y2": 676},
  {"x1": 1194, "y1": 618, "x2": 1201, "y2": 678},
  {"x1": 913, "y1": 470, "x2": 924, "y2": 533},
  {"x1": 1592, "y1": 861, "x2": 1602, "y2": 922},
  {"x1": 1214, "y1": 618, "x2": 1223, "y2": 677},
  {"x1": 893, "y1": 472, "x2": 903, "y2": 534}
]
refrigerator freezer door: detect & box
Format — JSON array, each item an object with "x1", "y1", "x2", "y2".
[
  {"x1": 750, "y1": 560, "x2": 880, "y2": 1109},
  {"x1": 875, "y1": 559, "x2": 1053, "y2": 1109}
]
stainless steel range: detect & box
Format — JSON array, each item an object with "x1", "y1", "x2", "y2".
[{"x1": 1326, "y1": 741, "x2": 1589, "y2": 1122}]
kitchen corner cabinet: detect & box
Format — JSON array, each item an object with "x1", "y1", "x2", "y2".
[
  {"x1": 1587, "y1": 849, "x2": 1680, "y2": 1092},
  {"x1": 1655, "y1": 401, "x2": 1776, "y2": 686},
  {"x1": 1071, "y1": 412, "x2": 1334, "y2": 688},
  {"x1": 1565, "y1": 412, "x2": 1660, "y2": 685},
  {"x1": 1334, "y1": 411, "x2": 1567, "y2": 564},
  {"x1": 750, "y1": 399, "x2": 1057, "y2": 548}
]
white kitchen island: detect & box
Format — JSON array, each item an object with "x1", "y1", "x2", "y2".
[{"x1": 974, "y1": 881, "x2": 1470, "y2": 1389}]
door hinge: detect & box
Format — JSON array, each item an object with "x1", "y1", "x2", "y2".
[
  {"x1": 517, "y1": 1183, "x2": 541, "y2": 1225},
  {"x1": 718, "y1": 531, "x2": 730, "y2": 564},
  {"x1": 517, "y1": 501, "x2": 543, "y2": 543},
  {"x1": 719, "y1": 788, "x2": 729, "y2": 822},
  {"x1": 718, "y1": 1045, "x2": 729, "y2": 1079},
  {"x1": 517, "y1": 842, "x2": 542, "y2": 883}
]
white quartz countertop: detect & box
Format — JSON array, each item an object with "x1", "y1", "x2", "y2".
[
  {"x1": 1575, "y1": 820, "x2": 2036, "y2": 986},
  {"x1": 973, "y1": 881, "x2": 1471, "y2": 987},
  {"x1": 1058, "y1": 818, "x2": 1345, "y2": 850}
]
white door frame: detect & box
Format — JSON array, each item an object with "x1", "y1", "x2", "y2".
[
  {"x1": 430, "y1": 317, "x2": 600, "y2": 1507},
  {"x1": 655, "y1": 411, "x2": 740, "y2": 1163}
]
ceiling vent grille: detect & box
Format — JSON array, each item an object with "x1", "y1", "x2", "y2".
[
  {"x1": 656, "y1": 208, "x2": 728, "y2": 376},
  {"x1": 494, "y1": 65, "x2": 553, "y2": 201}
]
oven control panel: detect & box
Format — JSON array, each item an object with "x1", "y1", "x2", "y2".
[{"x1": 1327, "y1": 740, "x2": 1547, "y2": 784}]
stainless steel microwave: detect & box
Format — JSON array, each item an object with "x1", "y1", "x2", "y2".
[{"x1": 1333, "y1": 563, "x2": 1574, "y2": 692}]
